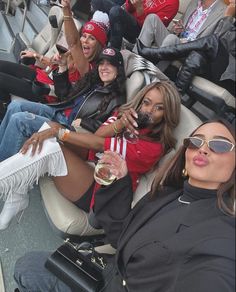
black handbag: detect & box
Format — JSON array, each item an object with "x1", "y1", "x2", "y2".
[{"x1": 45, "y1": 239, "x2": 107, "y2": 292}]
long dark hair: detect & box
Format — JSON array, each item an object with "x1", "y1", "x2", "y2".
[
  {"x1": 151, "y1": 119, "x2": 235, "y2": 217},
  {"x1": 68, "y1": 62, "x2": 126, "y2": 113},
  {"x1": 118, "y1": 81, "x2": 181, "y2": 154}
]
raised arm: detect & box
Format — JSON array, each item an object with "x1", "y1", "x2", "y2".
[{"x1": 61, "y1": 0, "x2": 89, "y2": 76}]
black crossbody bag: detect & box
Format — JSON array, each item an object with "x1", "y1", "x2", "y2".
[{"x1": 45, "y1": 239, "x2": 107, "y2": 292}]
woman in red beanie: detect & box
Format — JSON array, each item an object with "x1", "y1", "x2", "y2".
[
  {"x1": 62, "y1": 0, "x2": 110, "y2": 77},
  {"x1": 0, "y1": 4, "x2": 110, "y2": 119}
]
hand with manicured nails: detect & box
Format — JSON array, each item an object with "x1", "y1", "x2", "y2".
[
  {"x1": 119, "y1": 108, "x2": 139, "y2": 135},
  {"x1": 20, "y1": 122, "x2": 61, "y2": 156},
  {"x1": 99, "y1": 150, "x2": 128, "y2": 179}
]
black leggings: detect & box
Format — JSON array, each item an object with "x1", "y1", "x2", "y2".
[
  {"x1": 91, "y1": 0, "x2": 141, "y2": 49},
  {"x1": 0, "y1": 60, "x2": 37, "y2": 101}
]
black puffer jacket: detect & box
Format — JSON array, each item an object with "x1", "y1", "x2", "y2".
[{"x1": 51, "y1": 70, "x2": 126, "y2": 133}]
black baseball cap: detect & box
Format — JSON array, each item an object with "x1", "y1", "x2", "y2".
[{"x1": 98, "y1": 47, "x2": 124, "y2": 68}]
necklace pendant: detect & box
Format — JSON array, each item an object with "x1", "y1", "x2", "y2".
[{"x1": 178, "y1": 195, "x2": 191, "y2": 205}]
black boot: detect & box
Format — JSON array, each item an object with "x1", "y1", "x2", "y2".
[
  {"x1": 175, "y1": 50, "x2": 207, "y2": 94},
  {"x1": 136, "y1": 34, "x2": 219, "y2": 64}
]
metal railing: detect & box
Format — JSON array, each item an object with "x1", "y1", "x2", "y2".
[{"x1": 5, "y1": 0, "x2": 27, "y2": 31}]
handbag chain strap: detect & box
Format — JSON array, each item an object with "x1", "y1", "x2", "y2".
[{"x1": 65, "y1": 238, "x2": 107, "y2": 270}]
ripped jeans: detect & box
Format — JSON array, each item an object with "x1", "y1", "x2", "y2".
[{"x1": 0, "y1": 100, "x2": 68, "y2": 161}]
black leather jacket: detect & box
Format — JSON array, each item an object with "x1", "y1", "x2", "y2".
[
  {"x1": 73, "y1": 85, "x2": 125, "y2": 133},
  {"x1": 51, "y1": 70, "x2": 126, "y2": 132}
]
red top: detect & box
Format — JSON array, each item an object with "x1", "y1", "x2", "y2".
[
  {"x1": 32, "y1": 61, "x2": 96, "y2": 104},
  {"x1": 89, "y1": 115, "x2": 163, "y2": 209},
  {"x1": 125, "y1": 0, "x2": 179, "y2": 27},
  {"x1": 89, "y1": 115, "x2": 163, "y2": 191}
]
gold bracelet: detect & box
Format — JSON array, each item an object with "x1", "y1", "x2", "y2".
[
  {"x1": 63, "y1": 15, "x2": 73, "y2": 20},
  {"x1": 112, "y1": 121, "x2": 122, "y2": 134}
]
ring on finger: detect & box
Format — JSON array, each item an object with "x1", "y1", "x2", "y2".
[{"x1": 121, "y1": 119, "x2": 127, "y2": 127}]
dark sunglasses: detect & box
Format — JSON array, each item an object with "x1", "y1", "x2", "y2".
[{"x1": 183, "y1": 137, "x2": 235, "y2": 153}]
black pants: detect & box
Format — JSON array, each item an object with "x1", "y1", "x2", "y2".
[
  {"x1": 91, "y1": 0, "x2": 141, "y2": 49},
  {"x1": 0, "y1": 60, "x2": 37, "y2": 101}
]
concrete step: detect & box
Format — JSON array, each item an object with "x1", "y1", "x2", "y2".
[
  {"x1": 1, "y1": 0, "x2": 49, "y2": 45},
  {"x1": 0, "y1": 0, "x2": 50, "y2": 58},
  {"x1": 0, "y1": 13, "x2": 14, "y2": 52}
]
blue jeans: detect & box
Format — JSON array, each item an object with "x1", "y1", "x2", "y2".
[
  {"x1": 0, "y1": 100, "x2": 68, "y2": 161},
  {"x1": 14, "y1": 251, "x2": 72, "y2": 292}
]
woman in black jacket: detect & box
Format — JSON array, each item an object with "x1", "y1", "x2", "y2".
[
  {"x1": 52, "y1": 48, "x2": 127, "y2": 133},
  {"x1": 14, "y1": 119, "x2": 235, "y2": 291},
  {"x1": 0, "y1": 47, "x2": 126, "y2": 161},
  {"x1": 91, "y1": 118, "x2": 235, "y2": 291}
]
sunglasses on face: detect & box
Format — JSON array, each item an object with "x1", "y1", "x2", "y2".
[{"x1": 183, "y1": 137, "x2": 235, "y2": 153}]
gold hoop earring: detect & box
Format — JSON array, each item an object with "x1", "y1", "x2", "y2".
[{"x1": 182, "y1": 168, "x2": 188, "y2": 177}]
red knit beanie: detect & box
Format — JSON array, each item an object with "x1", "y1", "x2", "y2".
[{"x1": 82, "y1": 21, "x2": 108, "y2": 47}]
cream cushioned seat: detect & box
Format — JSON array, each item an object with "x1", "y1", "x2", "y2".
[
  {"x1": 17, "y1": 5, "x2": 64, "y2": 56},
  {"x1": 191, "y1": 76, "x2": 235, "y2": 109},
  {"x1": 40, "y1": 176, "x2": 104, "y2": 237}
]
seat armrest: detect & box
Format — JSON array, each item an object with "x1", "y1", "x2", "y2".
[
  {"x1": 17, "y1": 32, "x2": 31, "y2": 49},
  {"x1": 191, "y1": 76, "x2": 235, "y2": 109},
  {"x1": 39, "y1": 176, "x2": 104, "y2": 237},
  {"x1": 126, "y1": 71, "x2": 145, "y2": 101}
]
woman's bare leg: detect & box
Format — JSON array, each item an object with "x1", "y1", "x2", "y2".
[{"x1": 52, "y1": 145, "x2": 95, "y2": 202}]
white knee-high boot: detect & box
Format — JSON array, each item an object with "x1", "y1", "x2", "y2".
[
  {"x1": 0, "y1": 122, "x2": 68, "y2": 230},
  {"x1": 0, "y1": 192, "x2": 29, "y2": 230}
]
